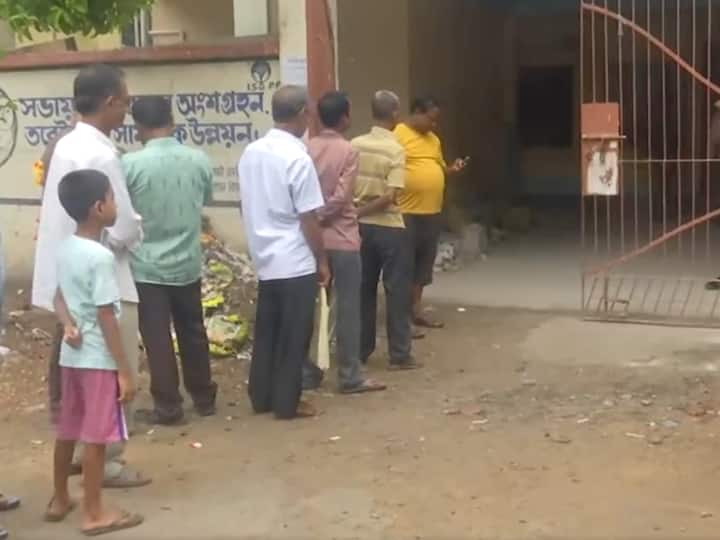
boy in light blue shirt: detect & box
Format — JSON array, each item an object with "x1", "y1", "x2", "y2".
[{"x1": 47, "y1": 169, "x2": 143, "y2": 536}]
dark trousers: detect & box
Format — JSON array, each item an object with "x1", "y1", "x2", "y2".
[
  {"x1": 137, "y1": 280, "x2": 216, "y2": 419},
  {"x1": 250, "y1": 273, "x2": 318, "y2": 419},
  {"x1": 359, "y1": 224, "x2": 412, "y2": 364},
  {"x1": 328, "y1": 250, "x2": 363, "y2": 389}
]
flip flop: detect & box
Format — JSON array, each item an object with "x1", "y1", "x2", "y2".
[
  {"x1": 388, "y1": 359, "x2": 424, "y2": 371},
  {"x1": 414, "y1": 316, "x2": 445, "y2": 329},
  {"x1": 43, "y1": 498, "x2": 76, "y2": 522},
  {"x1": 102, "y1": 468, "x2": 152, "y2": 489},
  {"x1": 82, "y1": 511, "x2": 144, "y2": 537},
  {"x1": 295, "y1": 400, "x2": 318, "y2": 418},
  {"x1": 0, "y1": 496, "x2": 20, "y2": 512},
  {"x1": 340, "y1": 379, "x2": 387, "y2": 395}
]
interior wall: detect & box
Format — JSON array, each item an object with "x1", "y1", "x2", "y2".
[
  {"x1": 516, "y1": 9, "x2": 579, "y2": 197},
  {"x1": 336, "y1": 0, "x2": 410, "y2": 137}
]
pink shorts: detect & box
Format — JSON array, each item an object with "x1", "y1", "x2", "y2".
[{"x1": 56, "y1": 367, "x2": 127, "y2": 445}]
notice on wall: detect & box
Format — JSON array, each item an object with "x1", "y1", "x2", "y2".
[{"x1": 281, "y1": 56, "x2": 308, "y2": 87}]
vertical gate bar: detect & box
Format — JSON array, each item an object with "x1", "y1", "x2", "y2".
[
  {"x1": 697, "y1": 275, "x2": 706, "y2": 316},
  {"x1": 677, "y1": 0, "x2": 683, "y2": 254},
  {"x1": 706, "y1": 0, "x2": 712, "y2": 260},
  {"x1": 639, "y1": 278, "x2": 654, "y2": 311},
  {"x1": 609, "y1": 276, "x2": 625, "y2": 312},
  {"x1": 619, "y1": 0, "x2": 626, "y2": 254},
  {"x1": 626, "y1": 276, "x2": 640, "y2": 313},
  {"x1": 594, "y1": 195, "x2": 599, "y2": 253},
  {"x1": 592, "y1": 0, "x2": 599, "y2": 256},
  {"x1": 585, "y1": 276, "x2": 600, "y2": 312},
  {"x1": 605, "y1": 0, "x2": 610, "y2": 101},
  {"x1": 596, "y1": 275, "x2": 608, "y2": 312},
  {"x1": 653, "y1": 277, "x2": 667, "y2": 314},
  {"x1": 603, "y1": 275, "x2": 610, "y2": 314},
  {"x1": 592, "y1": 0, "x2": 597, "y2": 102},
  {"x1": 662, "y1": 0, "x2": 668, "y2": 257},
  {"x1": 680, "y1": 280, "x2": 694, "y2": 317},
  {"x1": 606, "y1": 0, "x2": 612, "y2": 254},
  {"x1": 632, "y1": 0, "x2": 640, "y2": 249},
  {"x1": 710, "y1": 289, "x2": 720, "y2": 319},
  {"x1": 647, "y1": 0, "x2": 654, "y2": 246},
  {"x1": 691, "y1": 0, "x2": 697, "y2": 262},
  {"x1": 590, "y1": 0, "x2": 600, "y2": 255},
  {"x1": 580, "y1": 0, "x2": 586, "y2": 312}
]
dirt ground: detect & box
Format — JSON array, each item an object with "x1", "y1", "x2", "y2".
[{"x1": 3, "y1": 289, "x2": 720, "y2": 539}]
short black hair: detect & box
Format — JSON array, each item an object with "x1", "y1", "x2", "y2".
[
  {"x1": 317, "y1": 91, "x2": 350, "y2": 128},
  {"x1": 132, "y1": 96, "x2": 173, "y2": 128},
  {"x1": 272, "y1": 85, "x2": 308, "y2": 123},
  {"x1": 411, "y1": 95, "x2": 440, "y2": 114},
  {"x1": 73, "y1": 64, "x2": 125, "y2": 116},
  {"x1": 58, "y1": 169, "x2": 111, "y2": 223}
]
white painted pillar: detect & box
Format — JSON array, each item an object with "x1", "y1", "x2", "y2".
[{"x1": 278, "y1": 0, "x2": 308, "y2": 86}]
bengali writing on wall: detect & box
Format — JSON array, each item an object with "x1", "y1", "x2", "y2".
[{"x1": 18, "y1": 90, "x2": 274, "y2": 150}]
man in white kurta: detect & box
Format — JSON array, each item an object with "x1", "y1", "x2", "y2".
[{"x1": 33, "y1": 64, "x2": 150, "y2": 488}]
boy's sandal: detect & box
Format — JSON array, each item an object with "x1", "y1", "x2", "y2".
[
  {"x1": 82, "y1": 511, "x2": 144, "y2": 537},
  {"x1": 43, "y1": 498, "x2": 76, "y2": 522}
]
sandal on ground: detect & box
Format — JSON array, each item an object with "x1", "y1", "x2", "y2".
[
  {"x1": 82, "y1": 511, "x2": 144, "y2": 537},
  {"x1": 43, "y1": 498, "x2": 76, "y2": 523},
  {"x1": 412, "y1": 328, "x2": 426, "y2": 340},
  {"x1": 295, "y1": 400, "x2": 318, "y2": 418},
  {"x1": 413, "y1": 315, "x2": 444, "y2": 329},
  {"x1": 134, "y1": 409, "x2": 186, "y2": 427},
  {"x1": 102, "y1": 468, "x2": 152, "y2": 489},
  {"x1": 388, "y1": 358, "x2": 424, "y2": 371},
  {"x1": 0, "y1": 496, "x2": 20, "y2": 512},
  {"x1": 340, "y1": 379, "x2": 387, "y2": 395}
]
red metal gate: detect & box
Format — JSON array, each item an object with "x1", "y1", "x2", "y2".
[{"x1": 581, "y1": 0, "x2": 720, "y2": 326}]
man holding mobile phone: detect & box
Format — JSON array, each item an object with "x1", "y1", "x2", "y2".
[{"x1": 395, "y1": 96, "x2": 468, "y2": 330}]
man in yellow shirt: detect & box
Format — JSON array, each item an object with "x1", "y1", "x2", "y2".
[{"x1": 395, "y1": 96, "x2": 467, "y2": 329}]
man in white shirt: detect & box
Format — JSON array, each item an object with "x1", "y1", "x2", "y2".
[
  {"x1": 33, "y1": 64, "x2": 150, "y2": 488},
  {"x1": 238, "y1": 85, "x2": 330, "y2": 420}
]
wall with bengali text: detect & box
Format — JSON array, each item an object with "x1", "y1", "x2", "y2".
[{"x1": 0, "y1": 58, "x2": 280, "y2": 281}]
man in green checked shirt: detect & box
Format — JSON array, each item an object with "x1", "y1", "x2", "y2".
[{"x1": 123, "y1": 96, "x2": 217, "y2": 426}]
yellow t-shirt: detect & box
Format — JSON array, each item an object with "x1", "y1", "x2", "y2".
[{"x1": 394, "y1": 123, "x2": 446, "y2": 215}]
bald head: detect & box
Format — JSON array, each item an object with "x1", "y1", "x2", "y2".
[
  {"x1": 371, "y1": 90, "x2": 400, "y2": 121},
  {"x1": 272, "y1": 85, "x2": 308, "y2": 123}
]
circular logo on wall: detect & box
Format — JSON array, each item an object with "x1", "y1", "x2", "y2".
[
  {"x1": 251, "y1": 60, "x2": 272, "y2": 84},
  {"x1": 0, "y1": 88, "x2": 17, "y2": 168}
]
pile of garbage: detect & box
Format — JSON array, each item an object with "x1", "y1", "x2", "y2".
[{"x1": 175, "y1": 218, "x2": 257, "y2": 359}]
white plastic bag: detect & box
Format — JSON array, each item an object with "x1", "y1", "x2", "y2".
[{"x1": 316, "y1": 287, "x2": 330, "y2": 370}]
